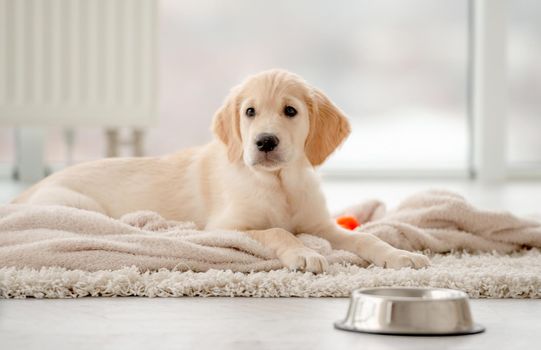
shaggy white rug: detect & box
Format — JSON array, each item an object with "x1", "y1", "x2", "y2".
[
  {"x1": 3, "y1": 190, "x2": 541, "y2": 299},
  {"x1": 1, "y1": 249, "x2": 540, "y2": 299}
]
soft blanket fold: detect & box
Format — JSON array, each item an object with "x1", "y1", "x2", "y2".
[
  {"x1": 338, "y1": 190, "x2": 541, "y2": 253},
  {"x1": 1, "y1": 190, "x2": 541, "y2": 272}
]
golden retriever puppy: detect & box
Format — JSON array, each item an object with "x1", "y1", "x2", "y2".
[{"x1": 13, "y1": 69, "x2": 429, "y2": 272}]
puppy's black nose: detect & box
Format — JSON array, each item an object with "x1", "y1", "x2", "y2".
[{"x1": 255, "y1": 133, "x2": 279, "y2": 153}]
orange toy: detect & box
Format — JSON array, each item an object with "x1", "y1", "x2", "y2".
[{"x1": 336, "y1": 215, "x2": 360, "y2": 230}]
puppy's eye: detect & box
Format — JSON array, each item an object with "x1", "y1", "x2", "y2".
[
  {"x1": 284, "y1": 106, "x2": 297, "y2": 118},
  {"x1": 246, "y1": 107, "x2": 256, "y2": 118}
]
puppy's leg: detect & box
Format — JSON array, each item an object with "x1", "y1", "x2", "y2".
[
  {"x1": 313, "y1": 224, "x2": 429, "y2": 269},
  {"x1": 27, "y1": 186, "x2": 107, "y2": 215},
  {"x1": 245, "y1": 228, "x2": 329, "y2": 273}
]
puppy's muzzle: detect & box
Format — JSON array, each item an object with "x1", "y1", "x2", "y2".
[{"x1": 255, "y1": 133, "x2": 279, "y2": 153}]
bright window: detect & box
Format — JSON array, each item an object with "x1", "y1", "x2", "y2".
[
  {"x1": 159, "y1": 0, "x2": 469, "y2": 172},
  {"x1": 3, "y1": 1, "x2": 540, "y2": 179},
  {"x1": 508, "y1": 0, "x2": 541, "y2": 166}
]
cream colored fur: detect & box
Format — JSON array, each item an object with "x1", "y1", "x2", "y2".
[{"x1": 12, "y1": 69, "x2": 429, "y2": 273}]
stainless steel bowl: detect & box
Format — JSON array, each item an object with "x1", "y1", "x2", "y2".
[{"x1": 335, "y1": 287, "x2": 485, "y2": 336}]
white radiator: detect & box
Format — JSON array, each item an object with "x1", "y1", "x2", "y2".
[{"x1": 0, "y1": 0, "x2": 158, "y2": 127}]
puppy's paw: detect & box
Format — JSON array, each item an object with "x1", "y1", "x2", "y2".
[
  {"x1": 279, "y1": 247, "x2": 329, "y2": 273},
  {"x1": 377, "y1": 250, "x2": 430, "y2": 269}
]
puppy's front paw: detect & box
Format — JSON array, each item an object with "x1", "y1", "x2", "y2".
[
  {"x1": 377, "y1": 250, "x2": 430, "y2": 269},
  {"x1": 279, "y1": 247, "x2": 329, "y2": 273}
]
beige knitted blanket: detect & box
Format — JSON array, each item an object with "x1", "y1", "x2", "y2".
[{"x1": 1, "y1": 190, "x2": 540, "y2": 272}]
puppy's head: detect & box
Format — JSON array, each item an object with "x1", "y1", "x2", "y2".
[{"x1": 212, "y1": 69, "x2": 350, "y2": 170}]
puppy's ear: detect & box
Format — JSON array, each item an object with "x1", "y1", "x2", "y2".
[
  {"x1": 212, "y1": 87, "x2": 243, "y2": 162},
  {"x1": 305, "y1": 88, "x2": 351, "y2": 166}
]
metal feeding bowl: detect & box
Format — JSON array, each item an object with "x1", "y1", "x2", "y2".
[{"x1": 335, "y1": 287, "x2": 485, "y2": 336}]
